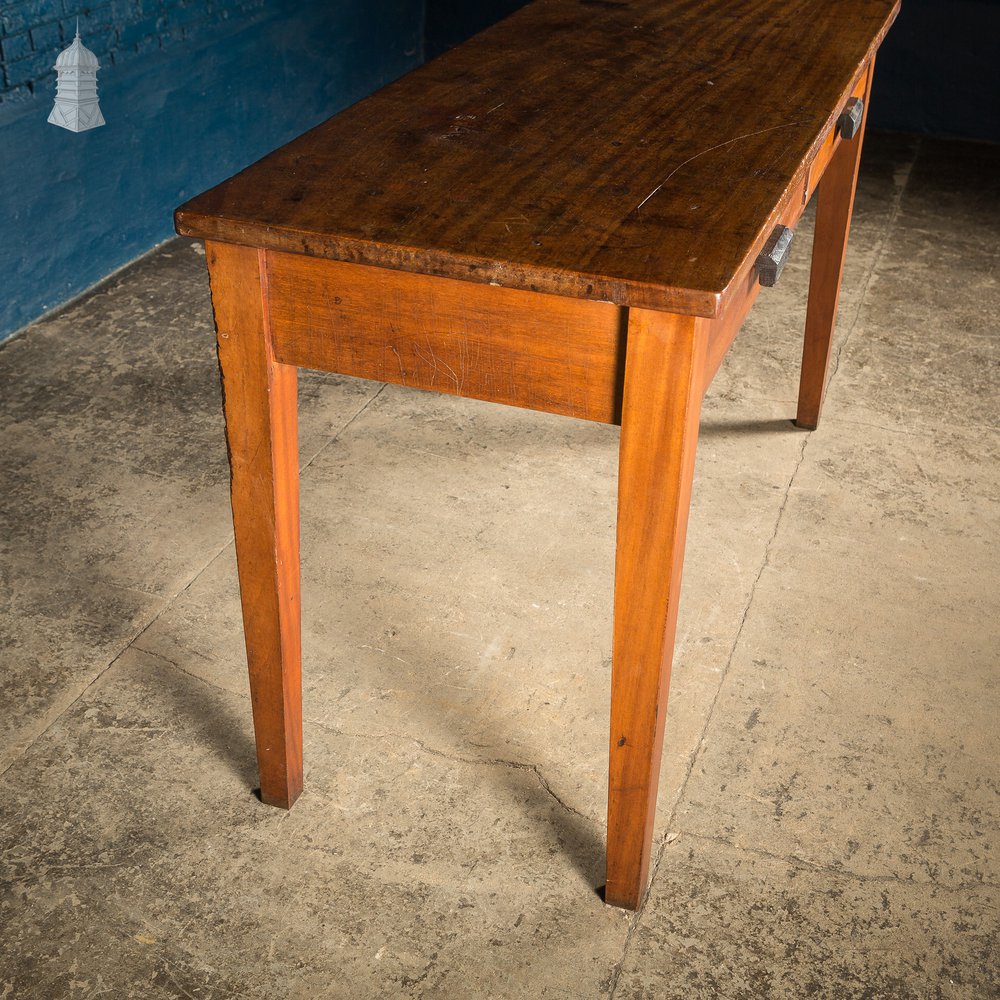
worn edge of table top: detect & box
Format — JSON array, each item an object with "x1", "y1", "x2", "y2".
[{"x1": 175, "y1": 0, "x2": 900, "y2": 318}]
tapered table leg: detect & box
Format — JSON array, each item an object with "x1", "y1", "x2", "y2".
[
  {"x1": 207, "y1": 242, "x2": 303, "y2": 809},
  {"x1": 796, "y1": 67, "x2": 873, "y2": 430},
  {"x1": 605, "y1": 307, "x2": 708, "y2": 910}
]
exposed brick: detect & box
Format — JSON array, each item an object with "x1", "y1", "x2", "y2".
[
  {"x1": 117, "y1": 13, "x2": 158, "y2": 46},
  {"x1": 3, "y1": 0, "x2": 267, "y2": 97},
  {"x1": 5, "y1": 48, "x2": 56, "y2": 86},
  {"x1": 166, "y1": 2, "x2": 204, "y2": 28},
  {"x1": 74, "y1": 25, "x2": 118, "y2": 59},
  {"x1": 1, "y1": 0, "x2": 63, "y2": 35},
  {"x1": 76, "y1": 5, "x2": 115, "y2": 33},
  {"x1": 0, "y1": 31, "x2": 33, "y2": 62},
  {"x1": 110, "y1": 0, "x2": 138, "y2": 23},
  {"x1": 29, "y1": 19, "x2": 62, "y2": 50},
  {"x1": 132, "y1": 30, "x2": 160, "y2": 54},
  {"x1": 0, "y1": 82, "x2": 33, "y2": 104}
]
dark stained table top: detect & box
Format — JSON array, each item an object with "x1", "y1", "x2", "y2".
[{"x1": 175, "y1": 0, "x2": 899, "y2": 317}]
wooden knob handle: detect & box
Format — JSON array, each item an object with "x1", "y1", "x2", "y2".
[
  {"x1": 756, "y1": 225, "x2": 794, "y2": 287},
  {"x1": 837, "y1": 97, "x2": 864, "y2": 140}
]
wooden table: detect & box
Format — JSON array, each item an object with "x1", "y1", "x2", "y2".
[{"x1": 176, "y1": 0, "x2": 899, "y2": 910}]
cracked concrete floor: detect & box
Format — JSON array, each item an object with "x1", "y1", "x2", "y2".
[{"x1": 1, "y1": 133, "x2": 998, "y2": 998}]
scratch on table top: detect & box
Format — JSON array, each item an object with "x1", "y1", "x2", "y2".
[{"x1": 633, "y1": 120, "x2": 806, "y2": 213}]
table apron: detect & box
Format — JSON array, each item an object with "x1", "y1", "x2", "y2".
[{"x1": 265, "y1": 250, "x2": 628, "y2": 425}]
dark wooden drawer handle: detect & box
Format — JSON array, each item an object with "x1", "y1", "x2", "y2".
[
  {"x1": 837, "y1": 97, "x2": 865, "y2": 140},
  {"x1": 757, "y1": 225, "x2": 794, "y2": 287}
]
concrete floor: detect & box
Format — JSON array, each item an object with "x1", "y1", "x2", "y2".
[{"x1": 1, "y1": 132, "x2": 997, "y2": 998}]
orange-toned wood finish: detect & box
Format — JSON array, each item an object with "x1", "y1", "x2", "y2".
[
  {"x1": 803, "y1": 72, "x2": 871, "y2": 207},
  {"x1": 176, "y1": 0, "x2": 899, "y2": 317},
  {"x1": 207, "y1": 241, "x2": 303, "y2": 810},
  {"x1": 796, "y1": 61, "x2": 876, "y2": 430},
  {"x1": 702, "y1": 180, "x2": 812, "y2": 395},
  {"x1": 267, "y1": 252, "x2": 626, "y2": 424},
  {"x1": 606, "y1": 308, "x2": 708, "y2": 910},
  {"x1": 178, "y1": 0, "x2": 899, "y2": 913}
]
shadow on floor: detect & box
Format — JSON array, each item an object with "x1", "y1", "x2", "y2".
[
  {"x1": 700, "y1": 417, "x2": 804, "y2": 438},
  {"x1": 143, "y1": 649, "x2": 261, "y2": 790}
]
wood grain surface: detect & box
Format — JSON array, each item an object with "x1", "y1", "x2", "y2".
[
  {"x1": 176, "y1": 0, "x2": 898, "y2": 316},
  {"x1": 606, "y1": 306, "x2": 709, "y2": 910},
  {"x1": 266, "y1": 251, "x2": 626, "y2": 423},
  {"x1": 796, "y1": 61, "x2": 874, "y2": 429},
  {"x1": 207, "y1": 241, "x2": 304, "y2": 810},
  {"x1": 803, "y1": 72, "x2": 869, "y2": 206}
]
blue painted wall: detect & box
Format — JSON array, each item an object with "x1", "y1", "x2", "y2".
[
  {"x1": 0, "y1": 0, "x2": 423, "y2": 342},
  {"x1": 868, "y1": 0, "x2": 1000, "y2": 144}
]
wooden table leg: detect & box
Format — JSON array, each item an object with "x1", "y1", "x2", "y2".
[
  {"x1": 795, "y1": 68, "x2": 873, "y2": 430},
  {"x1": 207, "y1": 242, "x2": 303, "y2": 809},
  {"x1": 605, "y1": 307, "x2": 708, "y2": 910}
]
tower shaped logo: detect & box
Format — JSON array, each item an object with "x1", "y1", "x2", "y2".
[{"x1": 48, "y1": 23, "x2": 106, "y2": 132}]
